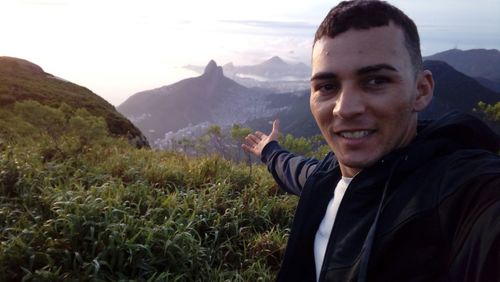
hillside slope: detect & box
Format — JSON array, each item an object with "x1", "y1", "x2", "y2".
[
  {"x1": 0, "y1": 56, "x2": 147, "y2": 146},
  {"x1": 422, "y1": 60, "x2": 499, "y2": 118}
]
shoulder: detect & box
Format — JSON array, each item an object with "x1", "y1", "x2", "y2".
[
  {"x1": 311, "y1": 151, "x2": 338, "y2": 174},
  {"x1": 440, "y1": 149, "x2": 499, "y2": 183},
  {"x1": 433, "y1": 149, "x2": 500, "y2": 200},
  {"x1": 397, "y1": 148, "x2": 499, "y2": 201}
]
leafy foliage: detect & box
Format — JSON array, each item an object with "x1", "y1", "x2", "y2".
[
  {"x1": 477, "y1": 101, "x2": 500, "y2": 121},
  {"x1": 279, "y1": 133, "x2": 330, "y2": 159}
]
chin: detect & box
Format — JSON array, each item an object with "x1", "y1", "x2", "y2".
[{"x1": 340, "y1": 156, "x2": 379, "y2": 170}]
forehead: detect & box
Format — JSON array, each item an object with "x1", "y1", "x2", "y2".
[{"x1": 312, "y1": 23, "x2": 412, "y2": 75}]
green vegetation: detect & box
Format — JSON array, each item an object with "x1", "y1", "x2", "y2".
[
  {"x1": 0, "y1": 101, "x2": 298, "y2": 281},
  {"x1": 279, "y1": 133, "x2": 330, "y2": 160},
  {"x1": 477, "y1": 101, "x2": 500, "y2": 122},
  {"x1": 168, "y1": 123, "x2": 329, "y2": 164},
  {"x1": 0, "y1": 57, "x2": 145, "y2": 143}
]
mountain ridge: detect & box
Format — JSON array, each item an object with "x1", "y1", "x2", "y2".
[
  {"x1": 424, "y1": 48, "x2": 500, "y2": 83},
  {"x1": 421, "y1": 60, "x2": 498, "y2": 120}
]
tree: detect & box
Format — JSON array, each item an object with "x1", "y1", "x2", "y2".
[
  {"x1": 177, "y1": 137, "x2": 196, "y2": 155},
  {"x1": 206, "y1": 124, "x2": 225, "y2": 157},
  {"x1": 231, "y1": 124, "x2": 252, "y2": 163},
  {"x1": 279, "y1": 134, "x2": 312, "y2": 156}
]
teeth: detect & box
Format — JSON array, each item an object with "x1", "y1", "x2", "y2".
[{"x1": 340, "y1": 131, "x2": 370, "y2": 139}]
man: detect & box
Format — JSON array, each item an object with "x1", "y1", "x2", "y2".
[{"x1": 242, "y1": 1, "x2": 500, "y2": 281}]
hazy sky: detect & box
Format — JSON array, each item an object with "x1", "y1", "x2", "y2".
[{"x1": 1, "y1": 0, "x2": 499, "y2": 106}]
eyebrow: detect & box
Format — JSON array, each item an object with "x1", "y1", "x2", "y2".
[
  {"x1": 310, "y1": 63, "x2": 398, "y2": 82},
  {"x1": 357, "y1": 64, "x2": 398, "y2": 75},
  {"x1": 310, "y1": 72, "x2": 337, "y2": 82}
]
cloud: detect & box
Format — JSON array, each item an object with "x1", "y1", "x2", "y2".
[
  {"x1": 20, "y1": 0, "x2": 66, "y2": 6},
  {"x1": 221, "y1": 20, "x2": 317, "y2": 30}
]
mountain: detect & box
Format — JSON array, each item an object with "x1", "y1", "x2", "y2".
[
  {"x1": 185, "y1": 56, "x2": 310, "y2": 93},
  {"x1": 421, "y1": 60, "x2": 499, "y2": 119},
  {"x1": 0, "y1": 56, "x2": 147, "y2": 146},
  {"x1": 244, "y1": 89, "x2": 320, "y2": 137},
  {"x1": 473, "y1": 77, "x2": 500, "y2": 93},
  {"x1": 234, "y1": 56, "x2": 310, "y2": 80},
  {"x1": 185, "y1": 56, "x2": 310, "y2": 80},
  {"x1": 424, "y1": 48, "x2": 500, "y2": 91},
  {"x1": 117, "y1": 61, "x2": 287, "y2": 145}
]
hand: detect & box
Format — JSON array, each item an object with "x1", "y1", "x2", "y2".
[{"x1": 242, "y1": 119, "x2": 280, "y2": 159}]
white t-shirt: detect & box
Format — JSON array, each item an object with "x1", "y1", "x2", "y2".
[{"x1": 314, "y1": 176, "x2": 352, "y2": 281}]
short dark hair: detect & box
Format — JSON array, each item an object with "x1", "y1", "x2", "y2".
[{"x1": 314, "y1": 0, "x2": 422, "y2": 72}]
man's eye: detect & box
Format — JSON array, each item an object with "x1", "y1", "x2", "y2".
[
  {"x1": 366, "y1": 76, "x2": 391, "y2": 86},
  {"x1": 316, "y1": 83, "x2": 339, "y2": 94}
]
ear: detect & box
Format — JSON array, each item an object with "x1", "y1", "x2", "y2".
[{"x1": 413, "y1": 70, "x2": 434, "y2": 112}]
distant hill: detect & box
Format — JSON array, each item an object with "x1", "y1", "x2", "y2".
[
  {"x1": 184, "y1": 56, "x2": 310, "y2": 93},
  {"x1": 118, "y1": 61, "x2": 286, "y2": 144},
  {"x1": 422, "y1": 60, "x2": 498, "y2": 117},
  {"x1": 424, "y1": 48, "x2": 500, "y2": 91},
  {"x1": 421, "y1": 60, "x2": 499, "y2": 133},
  {"x1": 473, "y1": 77, "x2": 500, "y2": 93},
  {"x1": 224, "y1": 56, "x2": 310, "y2": 80},
  {"x1": 244, "y1": 90, "x2": 320, "y2": 137},
  {"x1": 185, "y1": 56, "x2": 310, "y2": 80},
  {"x1": 0, "y1": 56, "x2": 147, "y2": 146}
]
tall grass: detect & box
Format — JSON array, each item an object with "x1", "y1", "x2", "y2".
[{"x1": 0, "y1": 136, "x2": 296, "y2": 281}]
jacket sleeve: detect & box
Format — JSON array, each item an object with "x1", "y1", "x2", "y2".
[
  {"x1": 446, "y1": 174, "x2": 500, "y2": 282},
  {"x1": 260, "y1": 141, "x2": 319, "y2": 196}
]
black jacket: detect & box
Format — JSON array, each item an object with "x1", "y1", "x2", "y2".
[{"x1": 261, "y1": 112, "x2": 500, "y2": 282}]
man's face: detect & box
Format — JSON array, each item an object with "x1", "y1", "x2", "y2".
[{"x1": 310, "y1": 23, "x2": 432, "y2": 177}]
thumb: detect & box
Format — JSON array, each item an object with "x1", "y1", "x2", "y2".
[{"x1": 270, "y1": 119, "x2": 280, "y2": 139}]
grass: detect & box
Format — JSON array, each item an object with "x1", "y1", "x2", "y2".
[{"x1": 0, "y1": 133, "x2": 296, "y2": 281}]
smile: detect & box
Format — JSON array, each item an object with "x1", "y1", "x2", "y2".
[{"x1": 338, "y1": 130, "x2": 373, "y2": 139}]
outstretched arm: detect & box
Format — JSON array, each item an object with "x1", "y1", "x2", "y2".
[{"x1": 242, "y1": 119, "x2": 319, "y2": 196}]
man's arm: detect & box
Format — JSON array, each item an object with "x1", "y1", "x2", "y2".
[{"x1": 242, "y1": 120, "x2": 319, "y2": 196}]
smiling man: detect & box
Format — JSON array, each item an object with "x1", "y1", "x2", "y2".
[
  {"x1": 309, "y1": 21, "x2": 433, "y2": 178},
  {"x1": 242, "y1": 1, "x2": 500, "y2": 282}
]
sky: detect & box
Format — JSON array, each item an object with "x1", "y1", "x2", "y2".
[{"x1": 1, "y1": 0, "x2": 499, "y2": 106}]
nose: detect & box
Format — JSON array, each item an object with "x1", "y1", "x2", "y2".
[{"x1": 332, "y1": 84, "x2": 365, "y2": 119}]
